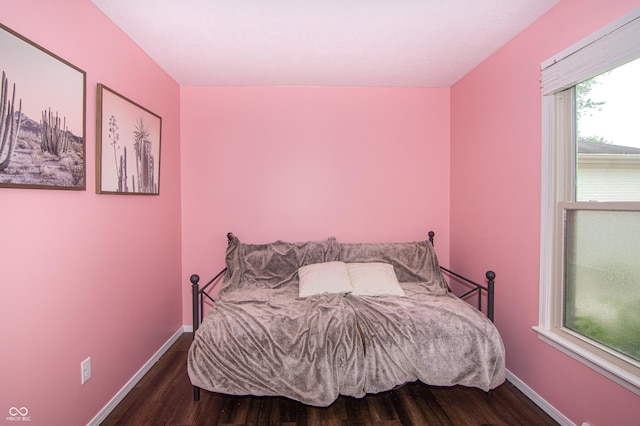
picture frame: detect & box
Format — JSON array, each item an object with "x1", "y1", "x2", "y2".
[
  {"x1": 0, "y1": 23, "x2": 86, "y2": 190},
  {"x1": 96, "y1": 84, "x2": 161, "y2": 195}
]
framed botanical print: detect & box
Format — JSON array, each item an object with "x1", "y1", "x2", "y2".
[{"x1": 96, "y1": 84, "x2": 161, "y2": 195}]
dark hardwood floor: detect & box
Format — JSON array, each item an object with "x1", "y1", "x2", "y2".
[{"x1": 101, "y1": 333, "x2": 558, "y2": 425}]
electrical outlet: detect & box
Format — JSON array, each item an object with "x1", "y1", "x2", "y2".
[{"x1": 81, "y1": 357, "x2": 91, "y2": 384}]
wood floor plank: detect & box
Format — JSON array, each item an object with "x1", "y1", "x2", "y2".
[
  {"x1": 486, "y1": 381, "x2": 559, "y2": 426},
  {"x1": 363, "y1": 392, "x2": 398, "y2": 422},
  {"x1": 266, "y1": 396, "x2": 299, "y2": 425},
  {"x1": 430, "y1": 386, "x2": 502, "y2": 425},
  {"x1": 391, "y1": 384, "x2": 453, "y2": 426},
  {"x1": 100, "y1": 333, "x2": 559, "y2": 426}
]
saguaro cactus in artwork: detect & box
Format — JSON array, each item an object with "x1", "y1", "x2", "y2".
[
  {"x1": 0, "y1": 71, "x2": 23, "y2": 171},
  {"x1": 118, "y1": 146, "x2": 128, "y2": 192},
  {"x1": 41, "y1": 108, "x2": 69, "y2": 155},
  {"x1": 132, "y1": 117, "x2": 155, "y2": 193}
]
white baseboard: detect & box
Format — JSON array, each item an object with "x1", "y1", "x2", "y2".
[
  {"x1": 506, "y1": 369, "x2": 575, "y2": 426},
  {"x1": 87, "y1": 327, "x2": 184, "y2": 426},
  {"x1": 183, "y1": 324, "x2": 193, "y2": 332}
]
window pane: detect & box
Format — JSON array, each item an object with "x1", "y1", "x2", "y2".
[
  {"x1": 564, "y1": 209, "x2": 640, "y2": 362},
  {"x1": 576, "y1": 58, "x2": 640, "y2": 202}
]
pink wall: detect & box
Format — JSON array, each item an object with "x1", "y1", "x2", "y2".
[
  {"x1": 451, "y1": 1, "x2": 640, "y2": 425},
  {"x1": 0, "y1": 1, "x2": 182, "y2": 425},
  {"x1": 180, "y1": 86, "x2": 451, "y2": 322}
]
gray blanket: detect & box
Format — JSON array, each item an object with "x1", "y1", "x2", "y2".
[{"x1": 187, "y1": 236, "x2": 505, "y2": 406}]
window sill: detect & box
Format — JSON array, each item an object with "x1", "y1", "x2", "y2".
[{"x1": 532, "y1": 326, "x2": 640, "y2": 396}]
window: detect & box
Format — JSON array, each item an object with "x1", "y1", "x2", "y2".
[{"x1": 536, "y1": 8, "x2": 640, "y2": 396}]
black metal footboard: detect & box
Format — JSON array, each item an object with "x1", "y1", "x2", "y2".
[
  {"x1": 428, "y1": 231, "x2": 496, "y2": 322},
  {"x1": 190, "y1": 268, "x2": 226, "y2": 401},
  {"x1": 190, "y1": 269, "x2": 226, "y2": 334}
]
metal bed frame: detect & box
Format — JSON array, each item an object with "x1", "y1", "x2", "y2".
[
  {"x1": 427, "y1": 231, "x2": 495, "y2": 322},
  {"x1": 189, "y1": 231, "x2": 496, "y2": 401}
]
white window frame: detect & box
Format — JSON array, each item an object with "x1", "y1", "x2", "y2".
[{"x1": 535, "y1": 7, "x2": 640, "y2": 396}]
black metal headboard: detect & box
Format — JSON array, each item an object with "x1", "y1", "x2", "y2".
[{"x1": 428, "y1": 231, "x2": 495, "y2": 322}]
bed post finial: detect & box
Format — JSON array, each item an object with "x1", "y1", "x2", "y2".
[
  {"x1": 486, "y1": 271, "x2": 496, "y2": 323},
  {"x1": 227, "y1": 232, "x2": 234, "y2": 244},
  {"x1": 428, "y1": 231, "x2": 435, "y2": 245}
]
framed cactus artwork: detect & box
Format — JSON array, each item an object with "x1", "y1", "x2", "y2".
[
  {"x1": 0, "y1": 23, "x2": 86, "y2": 190},
  {"x1": 96, "y1": 84, "x2": 161, "y2": 195}
]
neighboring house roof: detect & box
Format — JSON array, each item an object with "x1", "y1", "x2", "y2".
[{"x1": 578, "y1": 140, "x2": 640, "y2": 154}]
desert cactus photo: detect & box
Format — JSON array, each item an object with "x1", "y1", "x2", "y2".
[
  {"x1": 1, "y1": 23, "x2": 85, "y2": 190},
  {"x1": 96, "y1": 84, "x2": 160, "y2": 194}
]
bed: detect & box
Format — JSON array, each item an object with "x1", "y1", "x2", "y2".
[{"x1": 187, "y1": 232, "x2": 505, "y2": 407}]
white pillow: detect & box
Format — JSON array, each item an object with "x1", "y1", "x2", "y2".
[
  {"x1": 298, "y1": 261, "x2": 352, "y2": 298},
  {"x1": 347, "y1": 262, "x2": 405, "y2": 297}
]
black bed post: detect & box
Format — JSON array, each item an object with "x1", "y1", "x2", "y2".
[
  {"x1": 191, "y1": 274, "x2": 201, "y2": 333},
  {"x1": 190, "y1": 274, "x2": 201, "y2": 401},
  {"x1": 486, "y1": 271, "x2": 496, "y2": 323},
  {"x1": 428, "y1": 231, "x2": 435, "y2": 245}
]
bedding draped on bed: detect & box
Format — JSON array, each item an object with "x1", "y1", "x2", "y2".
[{"x1": 187, "y1": 235, "x2": 505, "y2": 407}]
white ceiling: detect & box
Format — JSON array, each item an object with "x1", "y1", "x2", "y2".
[{"x1": 91, "y1": 0, "x2": 560, "y2": 87}]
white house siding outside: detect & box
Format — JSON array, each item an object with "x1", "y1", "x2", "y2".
[{"x1": 577, "y1": 141, "x2": 640, "y2": 202}]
